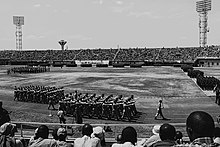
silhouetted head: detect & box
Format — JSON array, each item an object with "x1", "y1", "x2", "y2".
[
  {"x1": 159, "y1": 123, "x2": 176, "y2": 141},
  {"x1": 37, "y1": 125, "x2": 49, "y2": 139},
  {"x1": 175, "y1": 131, "x2": 183, "y2": 140},
  {"x1": 186, "y1": 111, "x2": 215, "y2": 141},
  {"x1": 82, "y1": 123, "x2": 93, "y2": 136},
  {"x1": 52, "y1": 128, "x2": 59, "y2": 140},
  {"x1": 57, "y1": 128, "x2": 67, "y2": 141},
  {"x1": 121, "y1": 126, "x2": 137, "y2": 145},
  {"x1": 116, "y1": 134, "x2": 122, "y2": 143}
]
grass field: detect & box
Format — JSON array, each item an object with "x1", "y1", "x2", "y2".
[{"x1": 0, "y1": 65, "x2": 219, "y2": 126}]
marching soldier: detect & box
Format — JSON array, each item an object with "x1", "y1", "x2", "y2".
[
  {"x1": 14, "y1": 86, "x2": 19, "y2": 101},
  {"x1": 75, "y1": 102, "x2": 83, "y2": 124},
  {"x1": 48, "y1": 94, "x2": 56, "y2": 110},
  {"x1": 57, "y1": 108, "x2": 66, "y2": 124},
  {"x1": 112, "y1": 98, "x2": 121, "y2": 120},
  {"x1": 121, "y1": 99, "x2": 132, "y2": 121}
]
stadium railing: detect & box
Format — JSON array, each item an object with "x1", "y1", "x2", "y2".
[{"x1": 12, "y1": 121, "x2": 191, "y2": 142}]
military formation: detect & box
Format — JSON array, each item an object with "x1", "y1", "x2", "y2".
[
  {"x1": 14, "y1": 85, "x2": 64, "y2": 104},
  {"x1": 196, "y1": 75, "x2": 219, "y2": 90},
  {"x1": 59, "y1": 91, "x2": 138, "y2": 121},
  {"x1": 7, "y1": 66, "x2": 50, "y2": 74}
]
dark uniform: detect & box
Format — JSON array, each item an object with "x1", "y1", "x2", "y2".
[
  {"x1": 75, "y1": 103, "x2": 83, "y2": 124},
  {"x1": 57, "y1": 108, "x2": 66, "y2": 124},
  {"x1": 48, "y1": 95, "x2": 56, "y2": 110}
]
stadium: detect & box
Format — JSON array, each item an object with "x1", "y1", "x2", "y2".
[{"x1": 0, "y1": 0, "x2": 220, "y2": 147}]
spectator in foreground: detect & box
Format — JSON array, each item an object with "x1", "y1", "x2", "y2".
[
  {"x1": 0, "y1": 122, "x2": 23, "y2": 147},
  {"x1": 174, "y1": 111, "x2": 218, "y2": 147},
  {"x1": 214, "y1": 127, "x2": 220, "y2": 144},
  {"x1": 29, "y1": 128, "x2": 39, "y2": 146},
  {"x1": 151, "y1": 123, "x2": 176, "y2": 147},
  {"x1": 56, "y1": 128, "x2": 73, "y2": 147},
  {"x1": 74, "y1": 123, "x2": 101, "y2": 147},
  {"x1": 112, "y1": 134, "x2": 123, "y2": 147},
  {"x1": 112, "y1": 126, "x2": 139, "y2": 147},
  {"x1": 0, "y1": 101, "x2": 11, "y2": 126},
  {"x1": 52, "y1": 128, "x2": 59, "y2": 141},
  {"x1": 175, "y1": 131, "x2": 183, "y2": 144},
  {"x1": 92, "y1": 126, "x2": 106, "y2": 147},
  {"x1": 141, "y1": 125, "x2": 161, "y2": 147},
  {"x1": 29, "y1": 125, "x2": 58, "y2": 147}
]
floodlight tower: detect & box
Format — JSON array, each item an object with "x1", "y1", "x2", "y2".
[
  {"x1": 58, "y1": 40, "x2": 67, "y2": 63},
  {"x1": 196, "y1": 0, "x2": 211, "y2": 47},
  {"x1": 13, "y1": 16, "x2": 24, "y2": 50}
]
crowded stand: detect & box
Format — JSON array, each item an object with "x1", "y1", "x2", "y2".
[
  {"x1": 14, "y1": 85, "x2": 64, "y2": 104},
  {"x1": 2, "y1": 46, "x2": 220, "y2": 63},
  {"x1": 7, "y1": 66, "x2": 50, "y2": 74},
  {"x1": 198, "y1": 46, "x2": 220, "y2": 58},
  {"x1": 156, "y1": 47, "x2": 202, "y2": 62},
  {"x1": 59, "y1": 92, "x2": 137, "y2": 121},
  {"x1": 114, "y1": 48, "x2": 160, "y2": 61},
  {"x1": 74, "y1": 48, "x2": 117, "y2": 61}
]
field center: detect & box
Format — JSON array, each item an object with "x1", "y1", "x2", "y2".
[{"x1": 0, "y1": 65, "x2": 219, "y2": 125}]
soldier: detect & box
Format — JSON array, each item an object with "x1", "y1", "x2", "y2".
[
  {"x1": 112, "y1": 98, "x2": 121, "y2": 120},
  {"x1": 128, "y1": 95, "x2": 137, "y2": 116},
  {"x1": 75, "y1": 103, "x2": 83, "y2": 124},
  {"x1": 155, "y1": 99, "x2": 166, "y2": 120},
  {"x1": 57, "y1": 108, "x2": 66, "y2": 124},
  {"x1": 74, "y1": 90, "x2": 78, "y2": 100},
  {"x1": 213, "y1": 84, "x2": 220, "y2": 105},
  {"x1": 93, "y1": 94, "x2": 104, "y2": 119},
  {"x1": 121, "y1": 99, "x2": 132, "y2": 121},
  {"x1": 14, "y1": 86, "x2": 19, "y2": 101},
  {"x1": 48, "y1": 94, "x2": 56, "y2": 110},
  {"x1": 102, "y1": 99, "x2": 113, "y2": 120}
]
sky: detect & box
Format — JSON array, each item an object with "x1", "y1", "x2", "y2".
[{"x1": 0, "y1": 0, "x2": 220, "y2": 50}]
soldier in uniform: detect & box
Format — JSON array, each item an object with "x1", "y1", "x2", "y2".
[
  {"x1": 75, "y1": 102, "x2": 83, "y2": 124},
  {"x1": 112, "y1": 98, "x2": 121, "y2": 120},
  {"x1": 121, "y1": 99, "x2": 132, "y2": 121},
  {"x1": 155, "y1": 99, "x2": 166, "y2": 120},
  {"x1": 48, "y1": 94, "x2": 56, "y2": 110},
  {"x1": 57, "y1": 108, "x2": 66, "y2": 124},
  {"x1": 213, "y1": 84, "x2": 220, "y2": 105},
  {"x1": 14, "y1": 86, "x2": 19, "y2": 101},
  {"x1": 102, "y1": 95, "x2": 113, "y2": 119}
]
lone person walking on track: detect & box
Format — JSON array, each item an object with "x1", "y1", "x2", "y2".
[
  {"x1": 213, "y1": 84, "x2": 220, "y2": 105},
  {"x1": 155, "y1": 99, "x2": 166, "y2": 120}
]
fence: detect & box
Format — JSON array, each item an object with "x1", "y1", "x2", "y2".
[{"x1": 12, "y1": 121, "x2": 189, "y2": 140}]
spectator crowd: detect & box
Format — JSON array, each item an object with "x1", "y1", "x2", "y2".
[
  {"x1": 0, "y1": 110, "x2": 220, "y2": 147},
  {"x1": 1, "y1": 46, "x2": 220, "y2": 63}
]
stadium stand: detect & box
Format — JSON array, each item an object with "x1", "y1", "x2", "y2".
[{"x1": 3, "y1": 46, "x2": 220, "y2": 63}]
